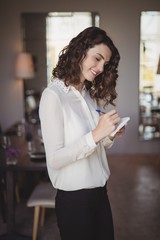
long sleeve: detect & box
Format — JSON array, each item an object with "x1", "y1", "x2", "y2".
[
  {"x1": 101, "y1": 137, "x2": 114, "y2": 149},
  {"x1": 39, "y1": 88, "x2": 97, "y2": 170}
]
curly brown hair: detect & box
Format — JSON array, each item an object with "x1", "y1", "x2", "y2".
[{"x1": 52, "y1": 26, "x2": 120, "y2": 106}]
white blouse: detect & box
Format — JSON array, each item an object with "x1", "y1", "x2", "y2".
[{"x1": 39, "y1": 79, "x2": 113, "y2": 191}]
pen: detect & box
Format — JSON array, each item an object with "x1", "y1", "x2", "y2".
[{"x1": 96, "y1": 109, "x2": 106, "y2": 114}]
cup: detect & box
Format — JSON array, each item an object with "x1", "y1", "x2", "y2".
[{"x1": 1, "y1": 135, "x2": 11, "y2": 149}]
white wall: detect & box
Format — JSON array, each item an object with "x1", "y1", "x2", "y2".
[{"x1": 0, "y1": 0, "x2": 160, "y2": 154}]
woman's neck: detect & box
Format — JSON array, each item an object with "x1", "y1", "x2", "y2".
[{"x1": 72, "y1": 81, "x2": 85, "y2": 93}]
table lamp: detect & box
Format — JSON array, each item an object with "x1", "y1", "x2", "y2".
[
  {"x1": 15, "y1": 52, "x2": 35, "y2": 121},
  {"x1": 15, "y1": 52, "x2": 35, "y2": 79}
]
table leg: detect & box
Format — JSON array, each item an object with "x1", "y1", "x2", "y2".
[
  {"x1": 6, "y1": 169, "x2": 15, "y2": 237},
  {"x1": 5, "y1": 170, "x2": 31, "y2": 240}
]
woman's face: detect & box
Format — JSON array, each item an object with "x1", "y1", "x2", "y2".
[{"x1": 80, "y1": 43, "x2": 112, "y2": 82}]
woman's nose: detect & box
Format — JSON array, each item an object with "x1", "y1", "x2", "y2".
[{"x1": 98, "y1": 63, "x2": 104, "y2": 73}]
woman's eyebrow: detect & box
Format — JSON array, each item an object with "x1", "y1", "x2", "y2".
[{"x1": 97, "y1": 53, "x2": 105, "y2": 59}]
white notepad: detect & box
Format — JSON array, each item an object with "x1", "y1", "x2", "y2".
[{"x1": 110, "y1": 117, "x2": 130, "y2": 137}]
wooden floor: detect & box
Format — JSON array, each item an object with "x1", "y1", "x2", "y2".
[
  {"x1": 108, "y1": 154, "x2": 160, "y2": 240},
  {"x1": 0, "y1": 154, "x2": 160, "y2": 240}
]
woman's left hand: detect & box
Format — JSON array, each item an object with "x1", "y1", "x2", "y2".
[
  {"x1": 115, "y1": 126, "x2": 126, "y2": 138},
  {"x1": 109, "y1": 126, "x2": 126, "y2": 141}
]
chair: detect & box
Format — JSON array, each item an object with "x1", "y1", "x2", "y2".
[{"x1": 27, "y1": 181, "x2": 57, "y2": 240}]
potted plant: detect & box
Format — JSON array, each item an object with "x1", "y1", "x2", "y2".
[{"x1": 6, "y1": 146, "x2": 20, "y2": 165}]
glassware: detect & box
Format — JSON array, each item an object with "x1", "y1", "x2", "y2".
[{"x1": 0, "y1": 135, "x2": 11, "y2": 149}]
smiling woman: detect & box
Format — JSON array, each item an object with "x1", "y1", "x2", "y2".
[{"x1": 39, "y1": 26, "x2": 121, "y2": 240}]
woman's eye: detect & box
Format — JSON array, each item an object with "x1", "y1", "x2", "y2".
[{"x1": 96, "y1": 57, "x2": 100, "y2": 62}]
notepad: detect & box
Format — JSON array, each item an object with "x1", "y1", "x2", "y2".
[{"x1": 110, "y1": 117, "x2": 130, "y2": 137}]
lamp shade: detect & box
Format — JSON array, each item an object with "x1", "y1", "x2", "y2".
[
  {"x1": 157, "y1": 56, "x2": 160, "y2": 75},
  {"x1": 15, "y1": 53, "x2": 35, "y2": 79}
]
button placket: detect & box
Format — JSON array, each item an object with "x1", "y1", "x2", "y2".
[{"x1": 72, "y1": 88, "x2": 96, "y2": 129}]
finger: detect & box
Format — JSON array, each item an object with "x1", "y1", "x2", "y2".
[
  {"x1": 106, "y1": 109, "x2": 117, "y2": 116},
  {"x1": 111, "y1": 114, "x2": 121, "y2": 124}
]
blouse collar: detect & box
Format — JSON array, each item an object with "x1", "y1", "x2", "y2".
[
  {"x1": 53, "y1": 79, "x2": 87, "y2": 94},
  {"x1": 54, "y1": 79, "x2": 70, "y2": 93}
]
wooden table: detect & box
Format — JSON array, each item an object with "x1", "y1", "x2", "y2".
[{"x1": 0, "y1": 124, "x2": 47, "y2": 239}]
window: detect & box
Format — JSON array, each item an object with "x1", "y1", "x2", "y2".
[
  {"x1": 46, "y1": 12, "x2": 100, "y2": 83},
  {"x1": 139, "y1": 11, "x2": 160, "y2": 140}
]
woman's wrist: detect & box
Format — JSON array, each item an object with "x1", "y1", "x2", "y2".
[
  {"x1": 108, "y1": 135, "x2": 115, "y2": 141},
  {"x1": 92, "y1": 129, "x2": 102, "y2": 144}
]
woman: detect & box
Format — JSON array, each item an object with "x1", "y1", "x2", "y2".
[{"x1": 39, "y1": 26, "x2": 124, "y2": 240}]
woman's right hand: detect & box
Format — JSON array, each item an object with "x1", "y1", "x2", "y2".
[{"x1": 92, "y1": 109, "x2": 120, "y2": 143}]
